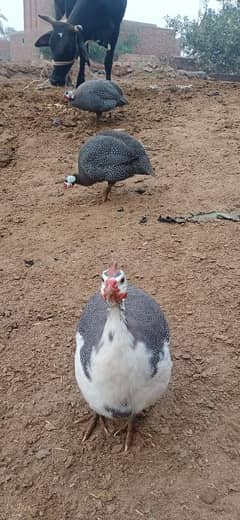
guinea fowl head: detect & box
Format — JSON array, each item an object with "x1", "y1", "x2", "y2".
[
  {"x1": 63, "y1": 90, "x2": 75, "y2": 102},
  {"x1": 64, "y1": 175, "x2": 77, "y2": 188},
  {"x1": 101, "y1": 263, "x2": 128, "y2": 305}
]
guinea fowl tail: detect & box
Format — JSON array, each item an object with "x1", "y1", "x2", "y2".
[
  {"x1": 143, "y1": 161, "x2": 155, "y2": 176},
  {"x1": 118, "y1": 96, "x2": 128, "y2": 106}
]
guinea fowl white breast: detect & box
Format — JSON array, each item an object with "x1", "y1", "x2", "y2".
[{"x1": 75, "y1": 263, "x2": 172, "y2": 450}]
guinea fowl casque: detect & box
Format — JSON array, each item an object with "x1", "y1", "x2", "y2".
[
  {"x1": 64, "y1": 130, "x2": 154, "y2": 201},
  {"x1": 64, "y1": 79, "x2": 128, "y2": 121},
  {"x1": 75, "y1": 263, "x2": 172, "y2": 451}
]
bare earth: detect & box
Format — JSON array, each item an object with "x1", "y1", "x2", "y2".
[{"x1": 0, "y1": 71, "x2": 240, "y2": 520}]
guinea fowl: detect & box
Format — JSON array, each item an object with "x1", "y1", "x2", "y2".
[
  {"x1": 75, "y1": 263, "x2": 172, "y2": 451},
  {"x1": 64, "y1": 130, "x2": 154, "y2": 201},
  {"x1": 64, "y1": 79, "x2": 128, "y2": 121}
]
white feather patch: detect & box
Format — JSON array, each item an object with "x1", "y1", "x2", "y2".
[{"x1": 75, "y1": 307, "x2": 172, "y2": 417}]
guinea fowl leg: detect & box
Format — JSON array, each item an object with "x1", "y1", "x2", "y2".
[
  {"x1": 82, "y1": 413, "x2": 109, "y2": 442},
  {"x1": 114, "y1": 415, "x2": 136, "y2": 451},
  {"x1": 96, "y1": 112, "x2": 102, "y2": 123},
  {"x1": 103, "y1": 181, "x2": 115, "y2": 202}
]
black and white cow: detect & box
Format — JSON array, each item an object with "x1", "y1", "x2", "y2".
[{"x1": 35, "y1": 0, "x2": 127, "y2": 87}]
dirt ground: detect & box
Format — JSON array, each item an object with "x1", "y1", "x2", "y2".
[{"x1": 0, "y1": 68, "x2": 240, "y2": 520}]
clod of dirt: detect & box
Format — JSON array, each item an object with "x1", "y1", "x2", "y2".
[
  {"x1": 0, "y1": 130, "x2": 16, "y2": 167},
  {"x1": 52, "y1": 118, "x2": 62, "y2": 127},
  {"x1": 135, "y1": 187, "x2": 146, "y2": 194},
  {"x1": 139, "y1": 216, "x2": 148, "y2": 224},
  {"x1": 36, "y1": 449, "x2": 50, "y2": 460},
  {"x1": 24, "y1": 259, "x2": 35, "y2": 267},
  {"x1": 0, "y1": 62, "x2": 50, "y2": 81},
  {"x1": 199, "y1": 487, "x2": 217, "y2": 505},
  {"x1": 207, "y1": 91, "x2": 220, "y2": 97}
]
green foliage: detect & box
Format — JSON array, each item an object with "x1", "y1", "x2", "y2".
[
  {"x1": 116, "y1": 33, "x2": 138, "y2": 56},
  {"x1": 165, "y1": 1, "x2": 240, "y2": 72},
  {"x1": 40, "y1": 47, "x2": 52, "y2": 60},
  {"x1": 88, "y1": 33, "x2": 138, "y2": 63},
  {"x1": 88, "y1": 43, "x2": 105, "y2": 63}
]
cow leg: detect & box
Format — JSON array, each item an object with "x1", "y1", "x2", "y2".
[
  {"x1": 104, "y1": 30, "x2": 119, "y2": 81},
  {"x1": 76, "y1": 57, "x2": 86, "y2": 87}
]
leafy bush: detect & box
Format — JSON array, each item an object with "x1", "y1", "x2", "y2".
[
  {"x1": 165, "y1": 1, "x2": 240, "y2": 73},
  {"x1": 88, "y1": 32, "x2": 138, "y2": 63}
]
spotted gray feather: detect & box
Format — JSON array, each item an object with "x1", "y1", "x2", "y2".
[
  {"x1": 77, "y1": 284, "x2": 169, "y2": 380},
  {"x1": 70, "y1": 80, "x2": 128, "y2": 114},
  {"x1": 79, "y1": 131, "x2": 153, "y2": 184}
]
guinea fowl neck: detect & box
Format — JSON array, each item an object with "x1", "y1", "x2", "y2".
[
  {"x1": 75, "y1": 172, "x2": 95, "y2": 187},
  {"x1": 106, "y1": 301, "x2": 126, "y2": 326},
  {"x1": 105, "y1": 303, "x2": 127, "y2": 342}
]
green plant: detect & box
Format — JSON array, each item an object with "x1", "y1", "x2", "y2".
[
  {"x1": 165, "y1": 1, "x2": 240, "y2": 73},
  {"x1": 88, "y1": 32, "x2": 138, "y2": 63},
  {"x1": 40, "y1": 47, "x2": 52, "y2": 60},
  {"x1": 116, "y1": 33, "x2": 138, "y2": 56},
  {"x1": 88, "y1": 43, "x2": 105, "y2": 63}
]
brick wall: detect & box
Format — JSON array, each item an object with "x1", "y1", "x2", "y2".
[
  {"x1": 10, "y1": 31, "x2": 40, "y2": 63},
  {"x1": 10, "y1": 0, "x2": 179, "y2": 63},
  {"x1": 120, "y1": 21, "x2": 179, "y2": 59},
  {"x1": 24, "y1": 0, "x2": 54, "y2": 31},
  {"x1": 0, "y1": 39, "x2": 10, "y2": 61},
  {"x1": 10, "y1": 0, "x2": 55, "y2": 63}
]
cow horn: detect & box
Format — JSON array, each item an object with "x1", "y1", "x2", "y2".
[
  {"x1": 38, "y1": 14, "x2": 77, "y2": 32},
  {"x1": 38, "y1": 14, "x2": 58, "y2": 27}
]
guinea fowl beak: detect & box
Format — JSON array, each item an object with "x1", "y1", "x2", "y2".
[
  {"x1": 103, "y1": 279, "x2": 127, "y2": 303},
  {"x1": 103, "y1": 279, "x2": 119, "y2": 302},
  {"x1": 64, "y1": 181, "x2": 73, "y2": 188}
]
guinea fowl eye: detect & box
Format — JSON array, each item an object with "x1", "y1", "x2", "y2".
[{"x1": 120, "y1": 277, "x2": 125, "y2": 284}]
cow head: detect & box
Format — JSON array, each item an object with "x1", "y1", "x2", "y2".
[{"x1": 35, "y1": 15, "x2": 90, "y2": 87}]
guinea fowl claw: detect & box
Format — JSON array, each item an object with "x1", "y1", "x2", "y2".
[
  {"x1": 82, "y1": 413, "x2": 109, "y2": 442},
  {"x1": 103, "y1": 182, "x2": 114, "y2": 202},
  {"x1": 114, "y1": 416, "x2": 135, "y2": 451},
  {"x1": 99, "y1": 416, "x2": 109, "y2": 436},
  {"x1": 96, "y1": 112, "x2": 102, "y2": 123},
  {"x1": 103, "y1": 190, "x2": 110, "y2": 202},
  {"x1": 82, "y1": 413, "x2": 99, "y2": 442}
]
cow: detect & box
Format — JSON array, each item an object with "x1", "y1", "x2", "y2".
[{"x1": 35, "y1": 0, "x2": 127, "y2": 87}]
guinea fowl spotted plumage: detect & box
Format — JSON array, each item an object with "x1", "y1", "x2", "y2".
[
  {"x1": 75, "y1": 263, "x2": 172, "y2": 451},
  {"x1": 64, "y1": 79, "x2": 128, "y2": 121},
  {"x1": 64, "y1": 130, "x2": 154, "y2": 201}
]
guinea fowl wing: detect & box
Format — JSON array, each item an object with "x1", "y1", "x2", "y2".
[
  {"x1": 93, "y1": 81, "x2": 124, "y2": 100},
  {"x1": 79, "y1": 134, "x2": 144, "y2": 182},
  {"x1": 89, "y1": 82, "x2": 127, "y2": 110},
  {"x1": 77, "y1": 293, "x2": 108, "y2": 380},
  {"x1": 76, "y1": 285, "x2": 169, "y2": 381},
  {"x1": 99, "y1": 131, "x2": 154, "y2": 175},
  {"x1": 125, "y1": 285, "x2": 170, "y2": 376}
]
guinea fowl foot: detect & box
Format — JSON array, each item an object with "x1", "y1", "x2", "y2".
[
  {"x1": 103, "y1": 182, "x2": 115, "y2": 202},
  {"x1": 96, "y1": 112, "x2": 103, "y2": 123},
  {"x1": 114, "y1": 416, "x2": 135, "y2": 452},
  {"x1": 82, "y1": 413, "x2": 109, "y2": 442}
]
